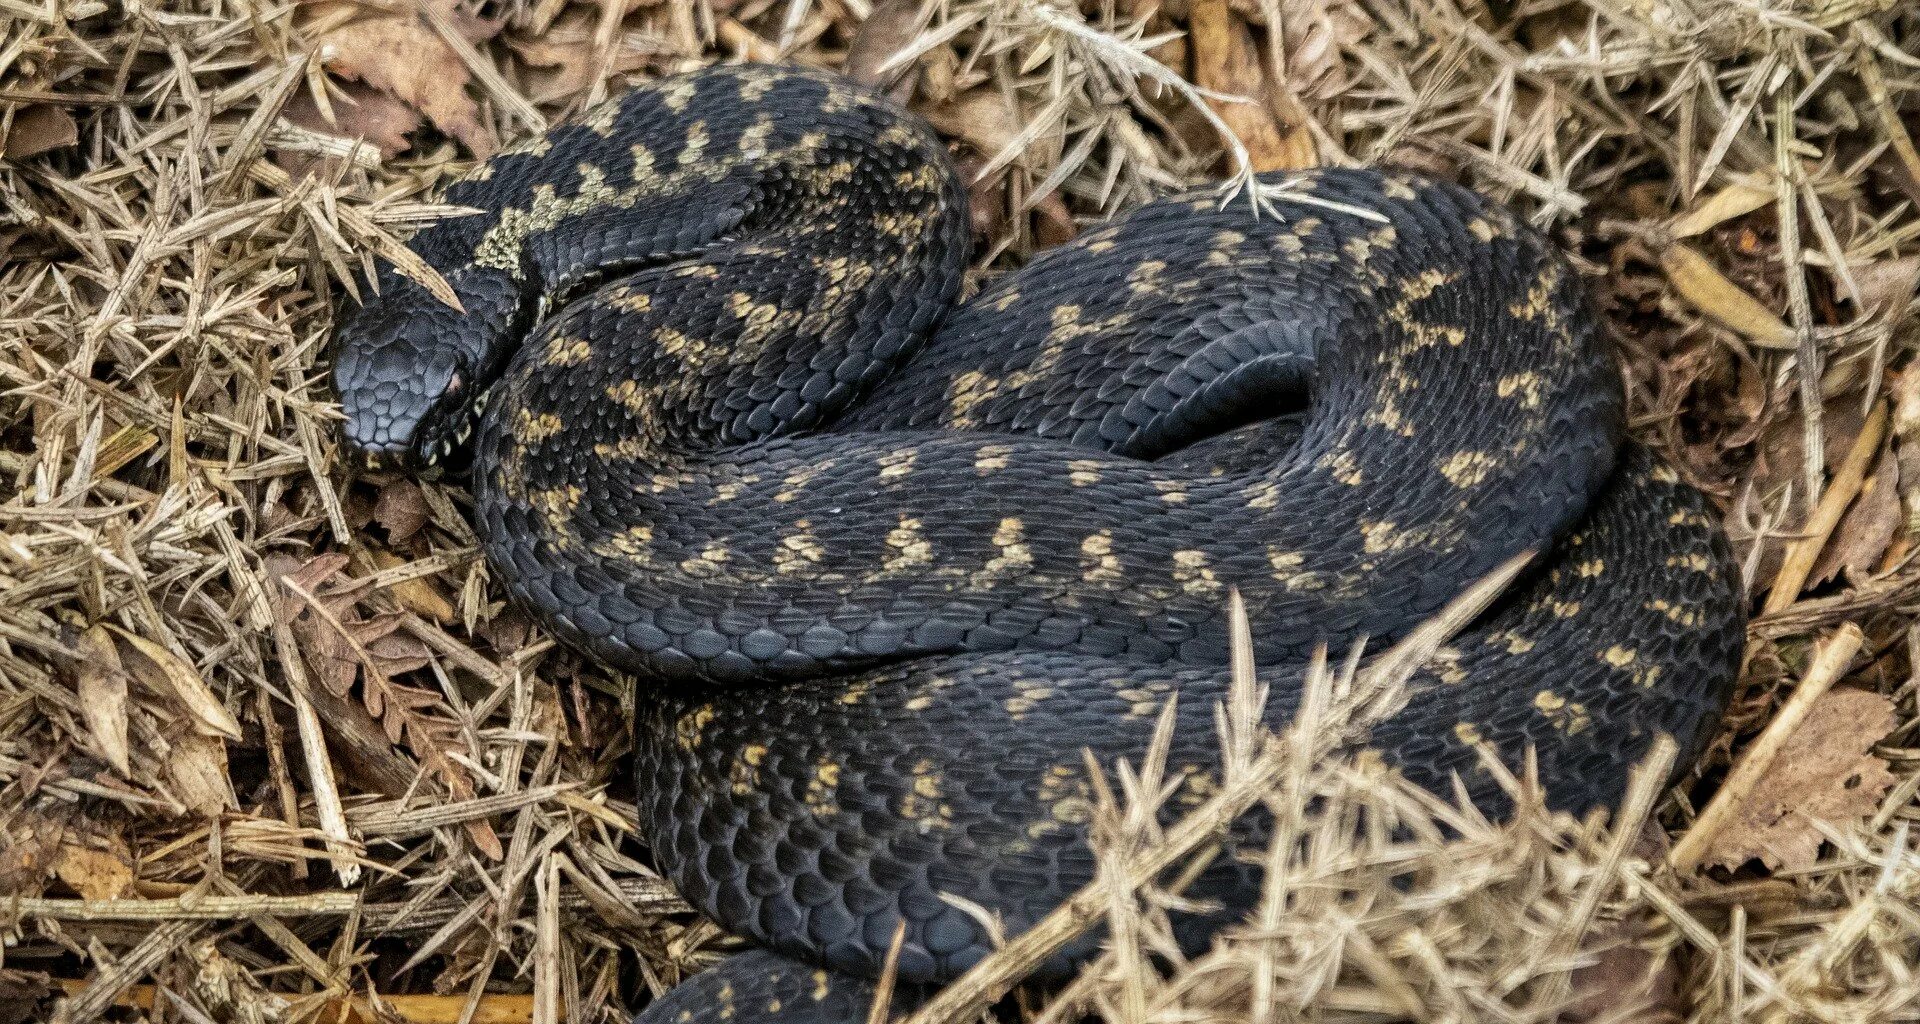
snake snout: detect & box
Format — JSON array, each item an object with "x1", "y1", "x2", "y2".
[{"x1": 333, "y1": 334, "x2": 476, "y2": 473}]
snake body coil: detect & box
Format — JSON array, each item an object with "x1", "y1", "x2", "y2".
[{"x1": 332, "y1": 63, "x2": 1745, "y2": 1024}]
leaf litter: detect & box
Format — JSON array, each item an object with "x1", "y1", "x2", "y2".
[{"x1": 2, "y1": 0, "x2": 1919, "y2": 1022}]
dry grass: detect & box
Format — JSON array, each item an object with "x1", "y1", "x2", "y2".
[{"x1": 2, "y1": 0, "x2": 1919, "y2": 1022}]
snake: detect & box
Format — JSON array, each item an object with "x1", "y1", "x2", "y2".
[{"x1": 330, "y1": 62, "x2": 1746, "y2": 1024}]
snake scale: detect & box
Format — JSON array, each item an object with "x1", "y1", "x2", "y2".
[{"x1": 331, "y1": 62, "x2": 1746, "y2": 1024}]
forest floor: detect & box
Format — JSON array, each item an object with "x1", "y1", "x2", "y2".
[{"x1": 2, "y1": 0, "x2": 1919, "y2": 1021}]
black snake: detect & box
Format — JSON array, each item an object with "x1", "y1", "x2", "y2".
[{"x1": 330, "y1": 62, "x2": 1746, "y2": 1024}]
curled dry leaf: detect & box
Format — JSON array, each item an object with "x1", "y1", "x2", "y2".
[
  {"x1": 168, "y1": 732, "x2": 239, "y2": 816},
  {"x1": 110, "y1": 627, "x2": 243, "y2": 741},
  {"x1": 1658, "y1": 241, "x2": 1796, "y2": 350},
  {"x1": 300, "y1": 0, "x2": 503, "y2": 156},
  {"x1": 72, "y1": 624, "x2": 131, "y2": 776},
  {"x1": 1703, "y1": 687, "x2": 1899, "y2": 871}
]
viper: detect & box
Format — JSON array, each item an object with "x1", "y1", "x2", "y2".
[{"x1": 331, "y1": 62, "x2": 1745, "y2": 1024}]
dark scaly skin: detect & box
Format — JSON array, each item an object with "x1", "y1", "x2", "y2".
[{"x1": 329, "y1": 64, "x2": 1746, "y2": 1024}]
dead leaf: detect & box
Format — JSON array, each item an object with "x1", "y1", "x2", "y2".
[
  {"x1": 373, "y1": 478, "x2": 432, "y2": 543},
  {"x1": 920, "y1": 89, "x2": 1030, "y2": 169},
  {"x1": 281, "y1": 82, "x2": 420, "y2": 164},
  {"x1": 371, "y1": 548, "x2": 457, "y2": 623},
  {"x1": 301, "y1": 0, "x2": 502, "y2": 156},
  {"x1": 72, "y1": 624, "x2": 131, "y2": 776},
  {"x1": 167, "y1": 731, "x2": 238, "y2": 816},
  {"x1": 1563, "y1": 923, "x2": 1682, "y2": 1024},
  {"x1": 53, "y1": 835, "x2": 134, "y2": 901},
  {"x1": 1189, "y1": 0, "x2": 1316, "y2": 171},
  {"x1": 1808, "y1": 443, "x2": 1901, "y2": 586},
  {"x1": 111, "y1": 627, "x2": 243, "y2": 741},
  {"x1": 1659, "y1": 241, "x2": 1796, "y2": 350},
  {"x1": 844, "y1": 0, "x2": 930, "y2": 103},
  {"x1": 1703, "y1": 687, "x2": 1899, "y2": 871},
  {"x1": 506, "y1": 6, "x2": 655, "y2": 108},
  {"x1": 1848, "y1": 253, "x2": 1920, "y2": 322},
  {"x1": 2, "y1": 104, "x2": 78, "y2": 159}
]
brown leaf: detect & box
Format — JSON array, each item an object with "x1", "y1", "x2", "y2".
[
  {"x1": 2, "y1": 104, "x2": 78, "y2": 159},
  {"x1": 506, "y1": 7, "x2": 654, "y2": 108},
  {"x1": 919, "y1": 89, "x2": 1027, "y2": 167},
  {"x1": 1563, "y1": 924, "x2": 1682, "y2": 1024},
  {"x1": 167, "y1": 731, "x2": 238, "y2": 816},
  {"x1": 371, "y1": 548, "x2": 458, "y2": 623},
  {"x1": 844, "y1": 0, "x2": 929, "y2": 103},
  {"x1": 301, "y1": 0, "x2": 502, "y2": 156},
  {"x1": 1808, "y1": 443, "x2": 1901, "y2": 587},
  {"x1": 281, "y1": 82, "x2": 420, "y2": 161},
  {"x1": 72, "y1": 625, "x2": 131, "y2": 776},
  {"x1": 373, "y1": 478, "x2": 432, "y2": 543},
  {"x1": 1704, "y1": 688, "x2": 1899, "y2": 871},
  {"x1": 52, "y1": 836, "x2": 134, "y2": 901},
  {"x1": 112, "y1": 628, "x2": 243, "y2": 741},
  {"x1": 1189, "y1": 0, "x2": 1315, "y2": 171},
  {"x1": 1849, "y1": 254, "x2": 1920, "y2": 322}
]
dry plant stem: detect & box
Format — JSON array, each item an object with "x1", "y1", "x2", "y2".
[
  {"x1": 1761, "y1": 400, "x2": 1888, "y2": 616},
  {"x1": 52, "y1": 980, "x2": 537, "y2": 1024},
  {"x1": 899, "y1": 550, "x2": 1537, "y2": 1024},
  {"x1": 16, "y1": 893, "x2": 359, "y2": 920},
  {"x1": 1669, "y1": 622, "x2": 1866, "y2": 871}
]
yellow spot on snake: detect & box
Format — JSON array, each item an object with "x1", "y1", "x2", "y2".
[
  {"x1": 1360, "y1": 520, "x2": 1398, "y2": 554},
  {"x1": 1081, "y1": 532, "x2": 1123, "y2": 587},
  {"x1": 775, "y1": 523, "x2": 825, "y2": 574},
  {"x1": 542, "y1": 334, "x2": 592, "y2": 366},
  {"x1": 1534, "y1": 690, "x2": 1591, "y2": 735},
  {"x1": 474, "y1": 164, "x2": 646, "y2": 274},
  {"x1": 1244, "y1": 480, "x2": 1281, "y2": 509},
  {"x1": 1437, "y1": 450, "x2": 1497, "y2": 488},
  {"x1": 593, "y1": 524, "x2": 654, "y2": 564},
  {"x1": 1646, "y1": 600, "x2": 1701, "y2": 626},
  {"x1": 1454, "y1": 721, "x2": 1483, "y2": 745},
  {"x1": 1497, "y1": 371, "x2": 1544, "y2": 408},
  {"x1": 1602, "y1": 645, "x2": 1637, "y2": 668},
  {"x1": 975, "y1": 444, "x2": 1013, "y2": 474},
  {"x1": 1576, "y1": 558, "x2": 1606, "y2": 577},
  {"x1": 1399, "y1": 268, "x2": 1459, "y2": 299},
  {"x1": 883, "y1": 518, "x2": 933, "y2": 574},
  {"x1": 1153, "y1": 479, "x2": 1188, "y2": 504},
  {"x1": 1667, "y1": 552, "x2": 1711, "y2": 571},
  {"x1": 1128, "y1": 260, "x2": 1167, "y2": 293},
  {"x1": 806, "y1": 758, "x2": 840, "y2": 816},
  {"x1": 1317, "y1": 449, "x2": 1364, "y2": 486},
  {"x1": 675, "y1": 704, "x2": 714, "y2": 750},
  {"x1": 947, "y1": 369, "x2": 1000, "y2": 427},
  {"x1": 1172, "y1": 549, "x2": 1219, "y2": 597},
  {"x1": 515, "y1": 410, "x2": 564, "y2": 443},
  {"x1": 877, "y1": 449, "x2": 917, "y2": 481},
  {"x1": 977, "y1": 518, "x2": 1032, "y2": 580},
  {"x1": 1069, "y1": 460, "x2": 1102, "y2": 487}
]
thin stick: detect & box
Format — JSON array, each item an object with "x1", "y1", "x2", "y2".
[{"x1": 1669, "y1": 622, "x2": 1865, "y2": 871}]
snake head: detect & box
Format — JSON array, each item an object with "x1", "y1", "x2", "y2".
[{"x1": 332, "y1": 267, "x2": 520, "y2": 474}]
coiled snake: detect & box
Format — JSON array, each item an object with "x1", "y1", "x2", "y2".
[{"x1": 331, "y1": 63, "x2": 1745, "y2": 1024}]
